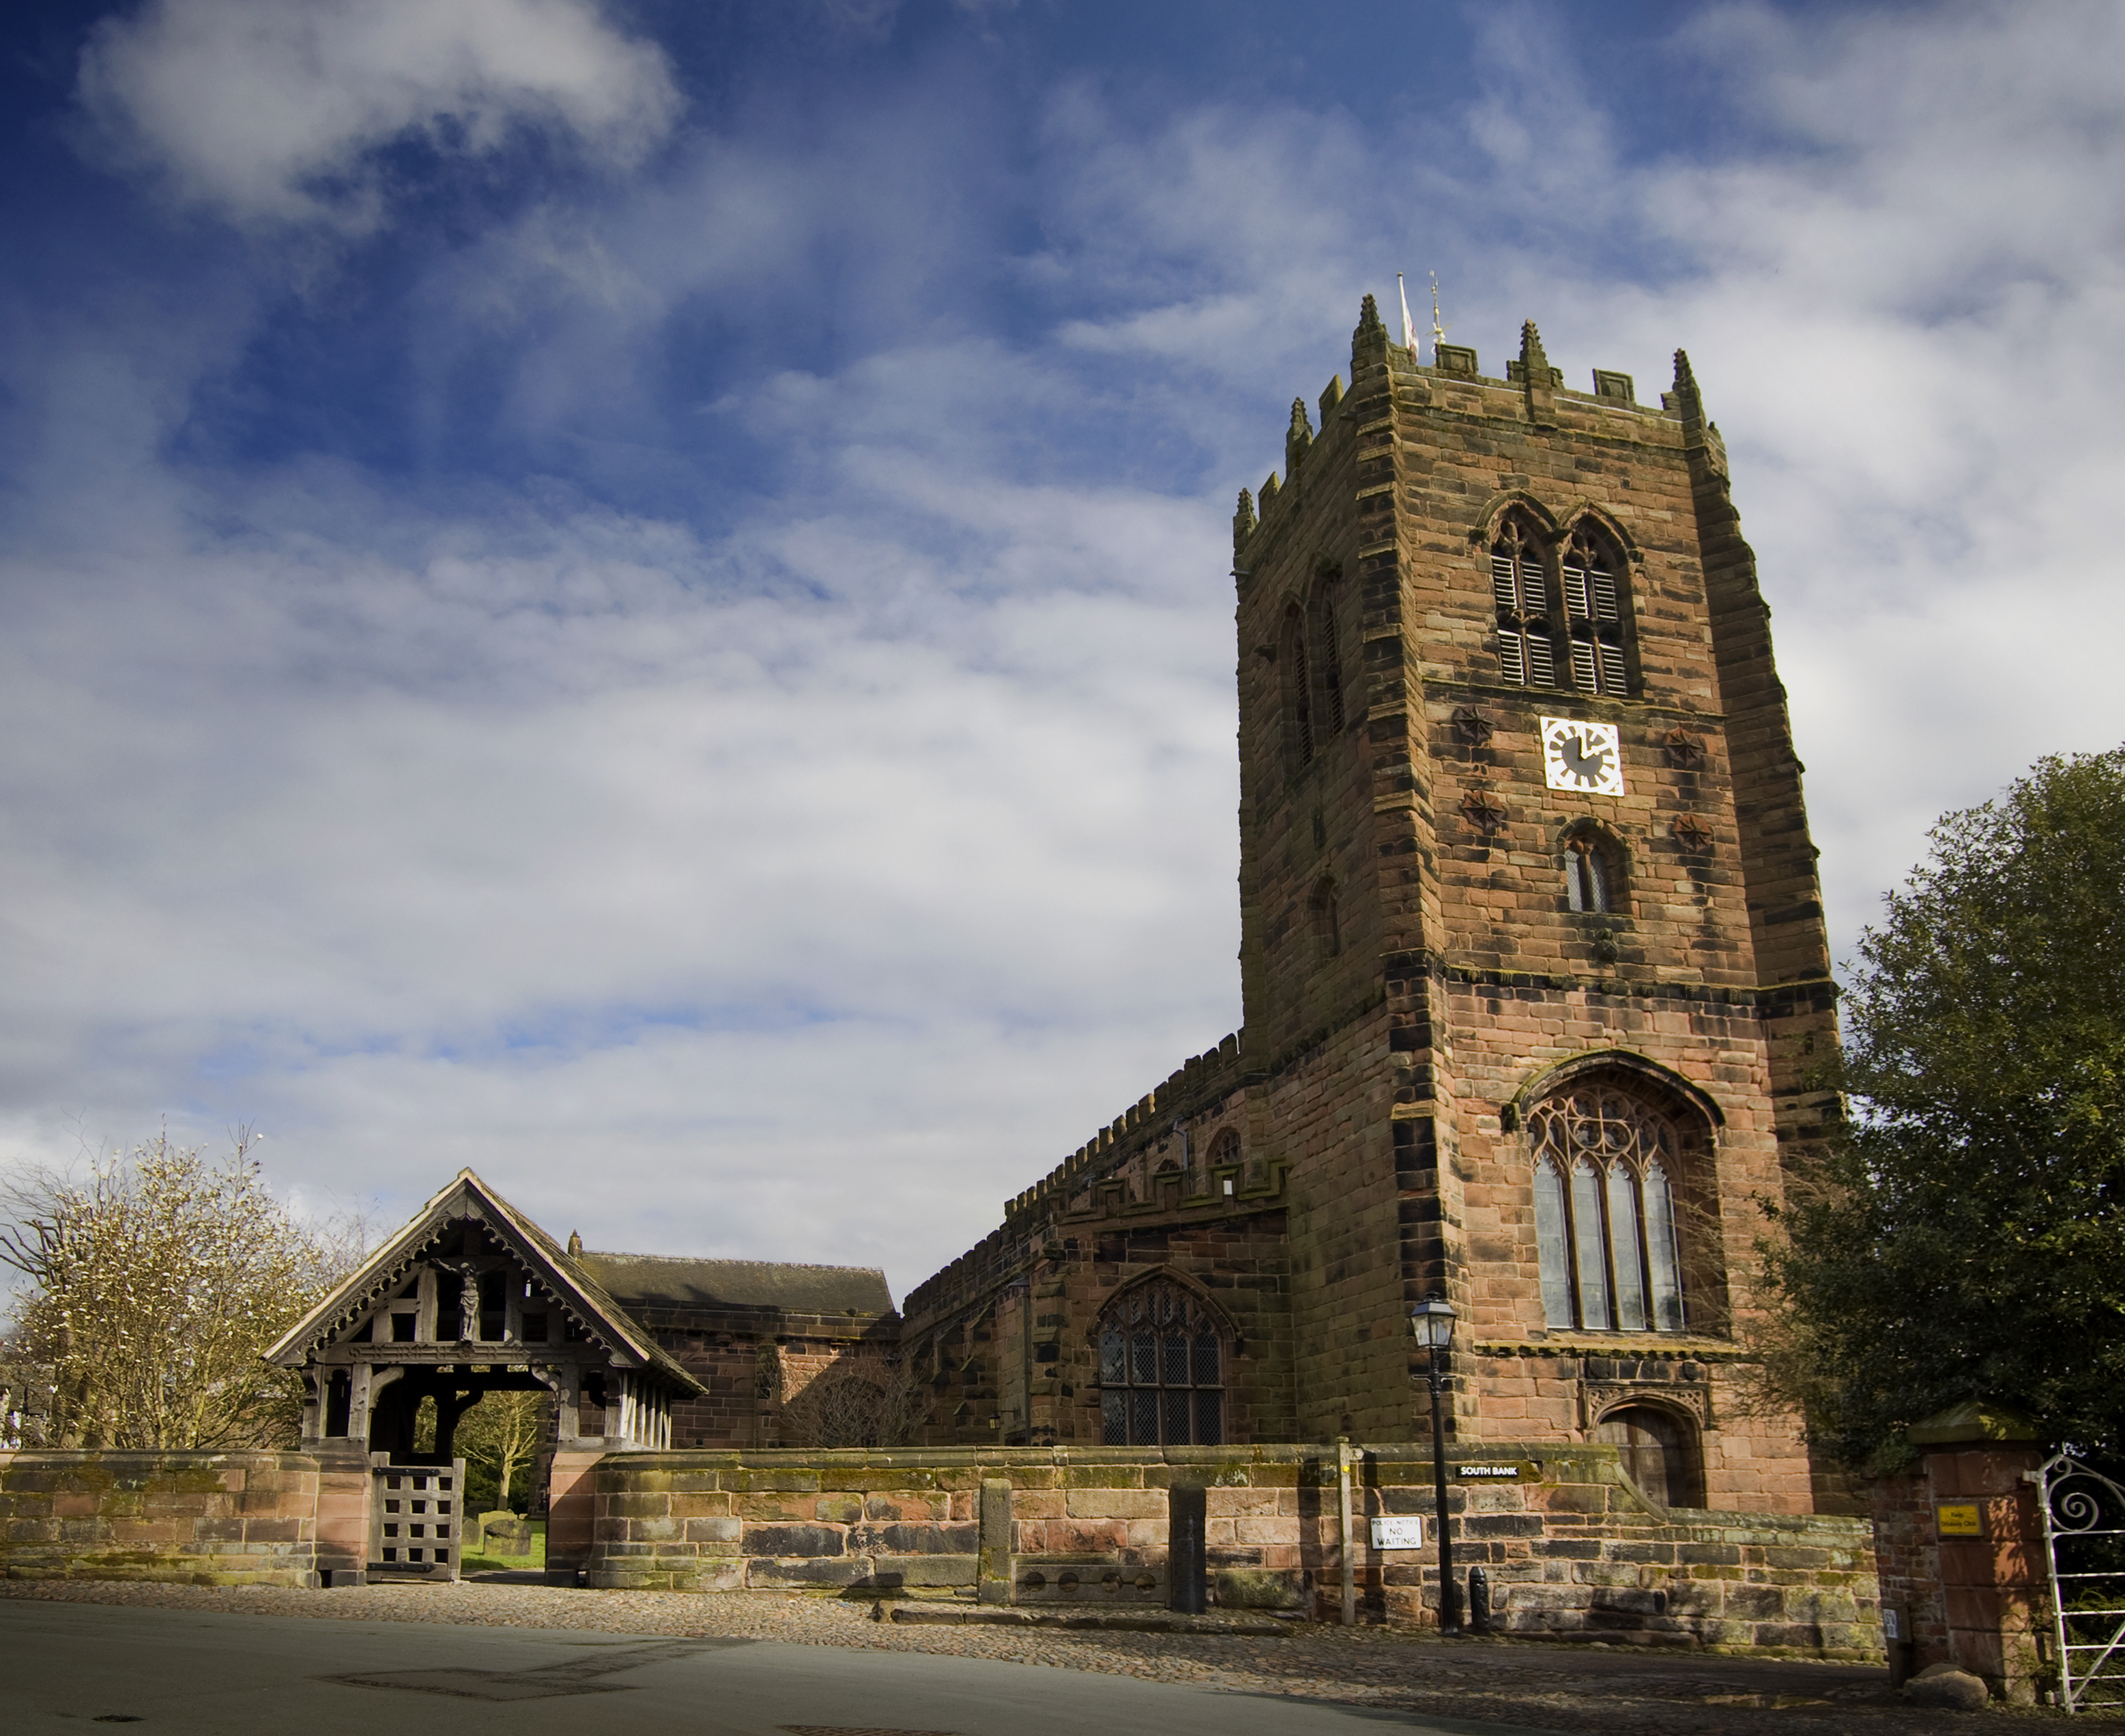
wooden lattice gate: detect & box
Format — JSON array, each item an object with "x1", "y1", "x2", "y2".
[{"x1": 368, "y1": 1454, "x2": 467, "y2": 1580}]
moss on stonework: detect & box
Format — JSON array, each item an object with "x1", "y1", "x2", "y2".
[{"x1": 1216, "y1": 1568, "x2": 1303, "y2": 1608}]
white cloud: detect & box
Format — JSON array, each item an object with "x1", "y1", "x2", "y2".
[
  {"x1": 76, "y1": 0, "x2": 680, "y2": 228},
  {"x1": 0, "y1": 331, "x2": 1242, "y2": 1277},
  {"x1": 9, "y1": 0, "x2": 2125, "y2": 1288}
]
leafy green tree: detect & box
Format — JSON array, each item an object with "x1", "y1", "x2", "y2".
[
  {"x1": 455, "y1": 1389, "x2": 548, "y2": 1512},
  {"x1": 1758, "y1": 747, "x2": 2125, "y2": 1472}
]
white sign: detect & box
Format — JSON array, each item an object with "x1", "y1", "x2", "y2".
[
  {"x1": 1370, "y1": 1515, "x2": 1425, "y2": 1549},
  {"x1": 1541, "y1": 716, "x2": 1625, "y2": 796}
]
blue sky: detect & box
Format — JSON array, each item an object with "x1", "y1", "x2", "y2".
[{"x1": 1, "y1": 0, "x2": 2121, "y2": 1295}]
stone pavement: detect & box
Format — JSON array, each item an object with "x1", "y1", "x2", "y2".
[{"x1": 0, "y1": 1580, "x2": 2089, "y2": 1733}]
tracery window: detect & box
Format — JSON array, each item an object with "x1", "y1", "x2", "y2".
[
  {"x1": 1098, "y1": 1279, "x2": 1225, "y2": 1446},
  {"x1": 1560, "y1": 525, "x2": 1630, "y2": 695},
  {"x1": 1529, "y1": 1084, "x2": 1688, "y2": 1333},
  {"x1": 1489, "y1": 516, "x2": 1556, "y2": 687}
]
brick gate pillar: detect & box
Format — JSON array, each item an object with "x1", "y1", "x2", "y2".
[{"x1": 1870, "y1": 1402, "x2": 2047, "y2": 1704}]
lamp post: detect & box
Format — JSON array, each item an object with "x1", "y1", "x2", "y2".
[{"x1": 1411, "y1": 1294, "x2": 1462, "y2": 1636}]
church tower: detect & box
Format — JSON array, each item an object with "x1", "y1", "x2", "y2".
[
  {"x1": 901, "y1": 295, "x2": 1838, "y2": 1518},
  {"x1": 1228, "y1": 297, "x2": 1836, "y2": 1508}
]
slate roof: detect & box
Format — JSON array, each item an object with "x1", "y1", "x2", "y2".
[{"x1": 578, "y1": 1252, "x2": 895, "y2": 1319}]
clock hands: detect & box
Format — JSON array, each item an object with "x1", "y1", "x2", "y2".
[{"x1": 1559, "y1": 731, "x2": 1611, "y2": 784}]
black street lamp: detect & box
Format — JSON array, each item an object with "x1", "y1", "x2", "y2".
[{"x1": 1411, "y1": 1294, "x2": 1462, "y2": 1636}]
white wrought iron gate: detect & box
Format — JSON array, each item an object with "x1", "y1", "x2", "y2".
[{"x1": 2038, "y1": 1451, "x2": 2125, "y2": 1710}]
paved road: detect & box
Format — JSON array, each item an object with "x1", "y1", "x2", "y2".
[{"x1": 7, "y1": 1600, "x2": 1559, "y2": 1736}]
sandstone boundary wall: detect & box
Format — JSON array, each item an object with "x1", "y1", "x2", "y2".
[
  {"x1": 1, "y1": 1441, "x2": 1879, "y2": 1658},
  {"x1": 577, "y1": 1441, "x2": 1879, "y2": 1655},
  {"x1": 0, "y1": 1449, "x2": 360, "y2": 1587}
]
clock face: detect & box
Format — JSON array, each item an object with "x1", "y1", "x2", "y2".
[{"x1": 1541, "y1": 717, "x2": 1625, "y2": 796}]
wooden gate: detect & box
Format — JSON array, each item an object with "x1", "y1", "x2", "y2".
[
  {"x1": 368, "y1": 1454, "x2": 467, "y2": 1580},
  {"x1": 2039, "y1": 1450, "x2": 2125, "y2": 1709}
]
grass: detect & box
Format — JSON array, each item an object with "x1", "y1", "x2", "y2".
[{"x1": 460, "y1": 1518, "x2": 547, "y2": 1575}]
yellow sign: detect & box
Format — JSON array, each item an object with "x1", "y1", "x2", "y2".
[{"x1": 1937, "y1": 1503, "x2": 1983, "y2": 1537}]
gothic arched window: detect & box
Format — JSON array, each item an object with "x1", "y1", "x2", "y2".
[
  {"x1": 1529, "y1": 1084, "x2": 1688, "y2": 1333},
  {"x1": 1309, "y1": 877, "x2": 1341, "y2": 957},
  {"x1": 1564, "y1": 830, "x2": 1623, "y2": 914},
  {"x1": 1490, "y1": 515, "x2": 1557, "y2": 688},
  {"x1": 1280, "y1": 603, "x2": 1315, "y2": 769},
  {"x1": 1560, "y1": 523, "x2": 1630, "y2": 695},
  {"x1": 1097, "y1": 1279, "x2": 1226, "y2": 1447}
]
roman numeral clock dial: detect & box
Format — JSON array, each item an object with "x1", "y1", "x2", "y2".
[{"x1": 1541, "y1": 716, "x2": 1625, "y2": 797}]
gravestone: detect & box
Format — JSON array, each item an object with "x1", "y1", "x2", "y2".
[{"x1": 480, "y1": 1511, "x2": 532, "y2": 1555}]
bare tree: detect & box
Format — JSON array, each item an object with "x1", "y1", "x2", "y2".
[
  {"x1": 454, "y1": 1389, "x2": 549, "y2": 1507},
  {"x1": 0, "y1": 1129, "x2": 360, "y2": 1449}
]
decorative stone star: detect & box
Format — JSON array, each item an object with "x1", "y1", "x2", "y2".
[
  {"x1": 1664, "y1": 728, "x2": 1707, "y2": 768},
  {"x1": 1673, "y1": 813, "x2": 1714, "y2": 852},
  {"x1": 1462, "y1": 787, "x2": 1509, "y2": 833},
  {"x1": 1451, "y1": 706, "x2": 1494, "y2": 747}
]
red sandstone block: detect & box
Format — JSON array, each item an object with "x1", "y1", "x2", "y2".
[
  {"x1": 1047, "y1": 1518, "x2": 1129, "y2": 1553},
  {"x1": 109, "y1": 1520, "x2": 186, "y2": 1545},
  {"x1": 242, "y1": 1518, "x2": 304, "y2": 1544},
  {"x1": 1066, "y1": 1490, "x2": 1163, "y2": 1520}
]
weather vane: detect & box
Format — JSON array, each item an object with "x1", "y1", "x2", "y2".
[{"x1": 1430, "y1": 271, "x2": 1449, "y2": 351}]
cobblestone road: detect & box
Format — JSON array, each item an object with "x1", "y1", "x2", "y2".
[{"x1": 0, "y1": 1578, "x2": 2096, "y2": 1733}]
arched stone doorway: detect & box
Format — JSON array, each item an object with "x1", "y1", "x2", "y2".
[{"x1": 1593, "y1": 1403, "x2": 1705, "y2": 1509}]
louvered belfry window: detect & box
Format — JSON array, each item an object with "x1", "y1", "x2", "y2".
[
  {"x1": 1283, "y1": 604, "x2": 1314, "y2": 766},
  {"x1": 1318, "y1": 592, "x2": 1347, "y2": 736},
  {"x1": 1490, "y1": 517, "x2": 1557, "y2": 686},
  {"x1": 1098, "y1": 1279, "x2": 1225, "y2": 1446},
  {"x1": 1561, "y1": 526, "x2": 1630, "y2": 695},
  {"x1": 1529, "y1": 1084, "x2": 1688, "y2": 1333}
]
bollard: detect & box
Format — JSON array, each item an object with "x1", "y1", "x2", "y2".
[
  {"x1": 1468, "y1": 1565, "x2": 1491, "y2": 1634},
  {"x1": 1168, "y1": 1484, "x2": 1207, "y2": 1614},
  {"x1": 978, "y1": 1479, "x2": 1014, "y2": 1606}
]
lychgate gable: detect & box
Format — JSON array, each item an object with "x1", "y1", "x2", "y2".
[{"x1": 267, "y1": 1168, "x2": 703, "y2": 1463}]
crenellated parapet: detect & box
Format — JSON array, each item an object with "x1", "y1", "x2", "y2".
[{"x1": 997, "y1": 1029, "x2": 1247, "y2": 1227}]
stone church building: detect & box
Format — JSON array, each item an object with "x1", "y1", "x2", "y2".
[
  {"x1": 272, "y1": 294, "x2": 1841, "y2": 1537},
  {"x1": 897, "y1": 297, "x2": 1839, "y2": 1514}
]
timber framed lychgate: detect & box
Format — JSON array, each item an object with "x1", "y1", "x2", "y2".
[{"x1": 265, "y1": 1169, "x2": 709, "y2": 1583}]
